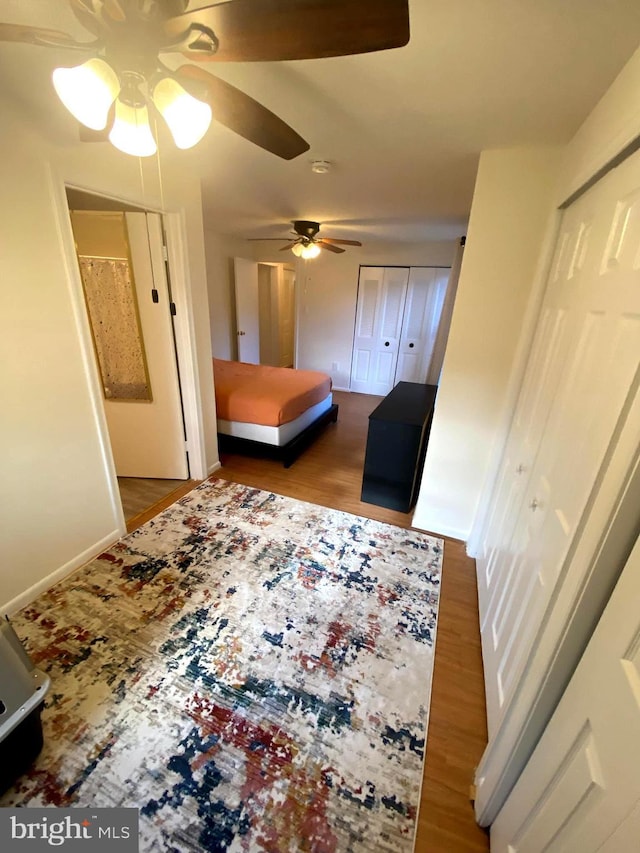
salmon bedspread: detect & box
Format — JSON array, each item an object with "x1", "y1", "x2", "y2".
[{"x1": 213, "y1": 359, "x2": 332, "y2": 427}]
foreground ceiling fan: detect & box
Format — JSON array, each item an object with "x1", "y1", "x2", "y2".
[
  {"x1": 0, "y1": 0, "x2": 410, "y2": 158},
  {"x1": 253, "y1": 220, "x2": 363, "y2": 258}
]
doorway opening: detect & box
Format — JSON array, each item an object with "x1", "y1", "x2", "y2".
[
  {"x1": 234, "y1": 258, "x2": 297, "y2": 367},
  {"x1": 66, "y1": 188, "x2": 193, "y2": 526}
]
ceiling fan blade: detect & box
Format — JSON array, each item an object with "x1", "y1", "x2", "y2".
[
  {"x1": 248, "y1": 238, "x2": 295, "y2": 241},
  {"x1": 0, "y1": 22, "x2": 89, "y2": 49},
  {"x1": 319, "y1": 237, "x2": 363, "y2": 246},
  {"x1": 68, "y1": 0, "x2": 102, "y2": 35},
  {"x1": 174, "y1": 65, "x2": 309, "y2": 160},
  {"x1": 318, "y1": 241, "x2": 345, "y2": 253},
  {"x1": 164, "y1": 0, "x2": 410, "y2": 62},
  {"x1": 279, "y1": 242, "x2": 298, "y2": 251}
]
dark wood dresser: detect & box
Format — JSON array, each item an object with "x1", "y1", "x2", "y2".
[{"x1": 361, "y1": 381, "x2": 437, "y2": 512}]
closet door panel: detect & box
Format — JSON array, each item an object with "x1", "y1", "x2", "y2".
[
  {"x1": 395, "y1": 267, "x2": 448, "y2": 383},
  {"x1": 476, "y1": 214, "x2": 579, "y2": 598},
  {"x1": 479, "y1": 150, "x2": 640, "y2": 735},
  {"x1": 350, "y1": 267, "x2": 409, "y2": 394}
]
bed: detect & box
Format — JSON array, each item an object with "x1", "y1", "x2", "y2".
[{"x1": 213, "y1": 359, "x2": 338, "y2": 467}]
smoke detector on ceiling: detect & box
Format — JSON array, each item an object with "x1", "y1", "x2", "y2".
[{"x1": 311, "y1": 160, "x2": 332, "y2": 174}]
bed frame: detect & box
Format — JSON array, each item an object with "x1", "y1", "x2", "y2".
[{"x1": 217, "y1": 403, "x2": 339, "y2": 468}]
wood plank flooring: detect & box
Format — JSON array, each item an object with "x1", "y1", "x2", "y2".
[
  {"x1": 128, "y1": 390, "x2": 490, "y2": 851},
  {"x1": 118, "y1": 477, "x2": 199, "y2": 533}
]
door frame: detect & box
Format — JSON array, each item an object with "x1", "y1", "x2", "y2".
[{"x1": 51, "y1": 178, "x2": 207, "y2": 537}]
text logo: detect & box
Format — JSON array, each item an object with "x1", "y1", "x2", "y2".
[{"x1": 0, "y1": 808, "x2": 138, "y2": 851}]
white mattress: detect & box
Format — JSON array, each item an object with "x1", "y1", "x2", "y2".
[{"x1": 217, "y1": 393, "x2": 333, "y2": 447}]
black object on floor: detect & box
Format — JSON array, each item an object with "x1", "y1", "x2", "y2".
[{"x1": 361, "y1": 382, "x2": 437, "y2": 512}]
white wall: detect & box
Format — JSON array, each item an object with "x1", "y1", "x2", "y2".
[
  {"x1": 412, "y1": 147, "x2": 562, "y2": 540},
  {"x1": 0, "y1": 105, "x2": 215, "y2": 613}
]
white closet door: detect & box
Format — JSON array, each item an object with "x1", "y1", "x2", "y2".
[
  {"x1": 491, "y1": 536, "x2": 640, "y2": 852},
  {"x1": 350, "y1": 266, "x2": 409, "y2": 395},
  {"x1": 477, "y1": 206, "x2": 585, "y2": 732},
  {"x1": 395, "y1": 267, "x2": 449, "y2": 384},
  {"x1": 479, "y1": 151, "x2": 640, "y2": 734}
]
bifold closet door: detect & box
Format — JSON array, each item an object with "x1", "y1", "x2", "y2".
[
  {"x1": 476, "y1": 146, "x2": 640, "y2": 738},
  {"x1": 395, "y1": 267, "x2": 449, "y2": 384},
  {"x1": 350, "y1": 266, "x2": 409, "y2": 395}
]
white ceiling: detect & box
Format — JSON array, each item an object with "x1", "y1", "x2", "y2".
[{"x1": 2, "y1": 0, "x2": 640, "y2": 244}]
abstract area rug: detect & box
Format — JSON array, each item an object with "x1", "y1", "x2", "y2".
[{"x1": 2, "y1": 479, "x2": 443, "y2": 852}]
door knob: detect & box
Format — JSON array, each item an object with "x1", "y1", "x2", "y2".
[
  {"x1": 384, "y1": 341, "x2": 390, "y2": 346},
  {"x1": 516, "y1": 464, "x2": 526, "y2": 474},
  {"x1": 237, "y1": 331, "x2": 245, "y2": 336},
  {"x1": 529, "y1": 498, "x2": 540, "y2": 511}
]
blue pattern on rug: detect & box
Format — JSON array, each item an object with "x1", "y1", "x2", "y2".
[{"x1": 1, "y1": 479, "x2": 443, "y2": 852}]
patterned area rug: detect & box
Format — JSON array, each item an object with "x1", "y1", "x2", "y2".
[{"x1": 2, "y1": 479, "x2": 443, "y2": 852}]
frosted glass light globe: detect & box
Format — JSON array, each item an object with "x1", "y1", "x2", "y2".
[
  {"x1": 152, "y1": 77, "x2": 212, "y2": 149},
  {"x1": 52, "y1": 58, "x2": 120, "y2": 130}
]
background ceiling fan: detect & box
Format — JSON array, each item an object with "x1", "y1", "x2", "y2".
[
  {"x1": 0, "y1": 0, "x2": 410, "y2": 158},
  {"x1": 252, "y1": 220, "x2": 363, "y2": 258}
]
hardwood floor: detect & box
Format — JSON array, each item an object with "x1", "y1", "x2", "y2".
[
  {"x1": 129, "y1": 390, "x2": 490, "y2": 851},
  {"x1": 118, "y1": 477, "x2": 199, "y2": 533}
]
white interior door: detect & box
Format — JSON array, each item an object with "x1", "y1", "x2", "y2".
[
  {"x1": 478, "y1": 150, "x2": 640, "y2": 735},
  {"x1": 491, "y1": 534, "x2": 640, "y2": 852},
  {"x1": 72, "y1": 210, "x2": 188, "y2": 480},
  {"x1": 350, "y1": 266, "x2": 409, "y2": 394},
  {"x1": 395, "y1": 266, "x2": 449, "y2": 384},
  {"x1": 104, "y1": 213, "x2": 188, "y2": 479},
  {"x1": 234, "y1": 257, "x2": 260, "y2": 363}
]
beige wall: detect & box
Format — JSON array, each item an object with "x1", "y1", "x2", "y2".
[
  {"x1": 0, "y1": 105, "x2": 215, "y2": 613},
  {"x1": 412, "y1": 147, "x2": 563, "y2": 539},
  {"x1": 69, "y1": 210, "x2": 128, "y2": 258}
]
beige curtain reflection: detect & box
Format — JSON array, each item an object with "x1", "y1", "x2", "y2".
[{"x1": 79, "y1": 257, "x2": 152, "y2": 401}]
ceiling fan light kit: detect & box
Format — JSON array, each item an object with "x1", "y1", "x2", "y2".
[
  {"x1": 3, "y1": 0, "x2": 410, "y2": 159},
  {"x1": 52, "y1": 58, "x2": 213, "y2": 155},
  {"x1": 292, "y1": 241, "x2": 321, "y2": 259},
  {"x1": 253, "y1": 220, "x2": 363, "y2": 260}
]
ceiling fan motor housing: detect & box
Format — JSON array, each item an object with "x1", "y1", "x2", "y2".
[{"x1": 293, "y1": 220, "x2": 321, "y2": 240}]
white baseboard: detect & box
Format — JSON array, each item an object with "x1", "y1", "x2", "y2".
[
  {"x1": 2, "y1": 529, "x2": 121, "y2": 617},
  {"x1": 208, "y1": 460, "x2": 222, "y2": 476},
  {"x1": 332, "y1": 386, "x2": 351, "y2": 392},
  {"x1": 410, "y1": 511, "x2": 469, "y2": 543}
]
